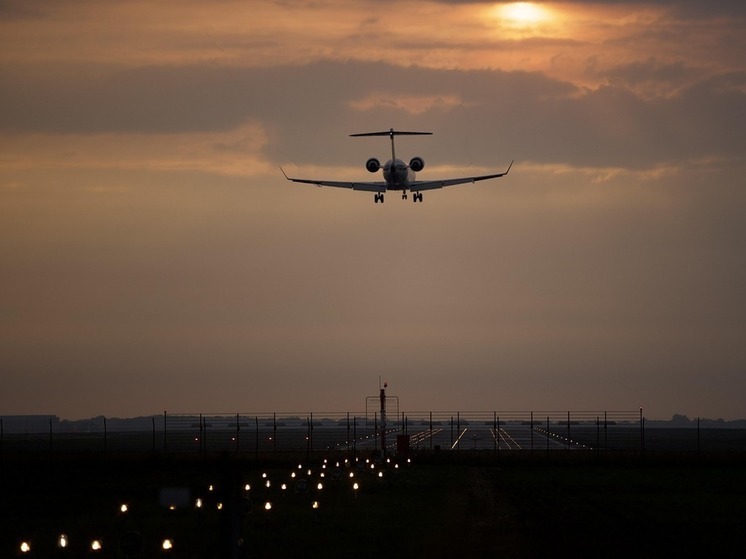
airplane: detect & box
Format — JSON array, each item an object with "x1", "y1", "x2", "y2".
[{"x1": 281, "y1": 128, "x2": 513, "y2": 203}]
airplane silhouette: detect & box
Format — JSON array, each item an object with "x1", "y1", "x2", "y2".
[{"x1": 281, "y1": 128, "x2": 512, "y2": 203}]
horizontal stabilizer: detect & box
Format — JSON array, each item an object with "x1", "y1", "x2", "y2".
[{"x1": 350, "y1": 129, "x2": 432, "y2": 138}]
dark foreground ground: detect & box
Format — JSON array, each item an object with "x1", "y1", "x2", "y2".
[{"x1": 2, "y1": 452, "x2": 745, "y2": 558}]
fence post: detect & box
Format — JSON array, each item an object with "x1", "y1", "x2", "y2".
[
  {"x1": 103, "y1": 416, "x2": 107, "y2": 458},
  {"x1": 152, "y1": 417, "x2": 156, "y2": 458},
  {"x1": 567, "y1": 411, "x2": 571, "y2": 451},
  {"x1": 235, "y1": 413, "x2": 240, "y2": 455},
  {"x1": 493, "y1": 412, "x2": 497, "y2": 451},
  {"x1": 163, "y1": 411, "x2": 167, "y2": 456},
  {"x1": 639, "y1": 407, "x2": 645, "y2": 458},
  {"x1": 255, "y1": 416, "x2": 259, "y2": 460},
  {"x1": 496, "y1": 415, "x2": 500, "y2": 454},
  {"x1": 530, "y1": 411, "x2": 534, "y2": 454},
  {"x1": 546, "y1": 416, "x2": 550, "y2": 453},
  {"x1": 273, "y1": 413, "x2": 277, "y2": 456},
  {"x1": 429, "y1": 412, "x2": 433, "y2": 451},
  {"x1": 49, "y1": 417, "x2": 53, "y2": 459}
]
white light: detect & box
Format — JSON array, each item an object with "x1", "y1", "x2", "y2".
[
  {"x1": 317, "y1": 482, "x2": 323, "y2": 491},
  {"x1": 120, "y1": 504, "x2": 129, "y2": 513},
  {"x1": 195, "y1": 498, "x2": 203, "y2": 509},
  {"x1": 217, "y1": 502, "x2": 223, "y2": 510},
  {"x1": 91, "y1": 539, "x2": 103, "y2": 551},
  {"x1": 291, "y1": 472, "x2": 296, "y2": 478},
  {"x1": 58, "y1": 534, "x2": 68, "y2": 548},
  {"x1": 262, "y1": 472, "x2": 267, "y2": 479},
  {"x1": 162, "y1": 538, "x2": 174, "y2": 551},
  {"x1": 281, "y1": 483, "x2": 287, "y2": 490},
  {"x1": 265, "y1": 480, "x2": 271, "y2": 488},
  {"x1": 20, "y1": 542, "x2": 31, "y2": 553},
  {"x1": 265, "y1": 502, "x2": 272, "y2": 511},
  {"x1": 312, "y1": 500, "x2": 319, "y2": 509},
  {"x1": 208, "y1": 485, "x2": 214, "y2": 492},
  {"x1": 378, "y1": 472, "x2": 383, "y2": 478},
  {"x1": 353, "y1": 482, "x2": 359, "y2": 490},
  {"x1": 244, "y1": 484, "x2": 251, "y2": 491}
]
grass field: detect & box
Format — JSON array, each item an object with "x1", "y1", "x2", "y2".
[{"x1": 2, "y1": 453, "x2": 745, "y2": 558}]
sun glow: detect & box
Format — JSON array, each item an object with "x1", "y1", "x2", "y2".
[{"x1": 500, "y1": 2, "x2": 548, "y2": 25}]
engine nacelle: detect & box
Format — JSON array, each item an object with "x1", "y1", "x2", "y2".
[
  {"x1": 409, "y1": 156, "x2": 425, "y2": 172},
  {"x1": 365, "y1": 158, "x2": 381, "y2": 173}
]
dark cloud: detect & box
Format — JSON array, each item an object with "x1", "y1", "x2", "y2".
[
  {"x1": 2, "y1": 61, "x2": 743, "y2": 170},
  {"x1": 432, "y1": 0, "x2": 746, "y2": 19}
]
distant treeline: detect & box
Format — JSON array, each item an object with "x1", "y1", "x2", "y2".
[{"x1": 645, "y1": 414, "x2": 746, "y2": 429}]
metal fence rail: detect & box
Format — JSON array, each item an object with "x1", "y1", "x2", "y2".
[{"x1": 1, "y1": 410, "x2": 657, "y2": 458}]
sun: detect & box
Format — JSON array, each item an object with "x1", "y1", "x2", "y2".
[{"x1": 500, "y1": 2, "x2": 548, "y2": 25}]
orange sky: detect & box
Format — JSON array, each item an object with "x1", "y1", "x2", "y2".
[{"x1": 1, "y1": 1, "x2": 745, "y2": 419}]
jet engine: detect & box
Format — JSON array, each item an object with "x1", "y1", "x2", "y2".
[
  {"x1": 365, "y1": 158, "x2": 381, "y2": 173},
  {"x1": 409, "y1": 156, "x2": 425, "y2": 172}
]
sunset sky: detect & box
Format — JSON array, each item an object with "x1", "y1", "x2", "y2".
[{"x1": 2, "y1": 0, "x2": 745, "y2": 420}]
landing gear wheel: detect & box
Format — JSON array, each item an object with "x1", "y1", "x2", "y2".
[
  {"x1": 402, "y1": 193, "x2": 408, "y2": 200},
  {"x1": 374, "y1": 193, "x2": 385, "y2": 204},
  {"x1": 413, "y1": 192, "x2": 423, "y2": 202}
]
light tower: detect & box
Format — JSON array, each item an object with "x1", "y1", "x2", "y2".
[{"x1": 380, "y1": 382, "x2": 387, "y2": 457}]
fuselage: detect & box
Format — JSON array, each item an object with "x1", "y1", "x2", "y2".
[{"x1": 382, "y1": 158, "x2": 415, "y2": 191}]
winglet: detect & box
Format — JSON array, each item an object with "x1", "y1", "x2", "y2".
[
  {"x1": 505, "y1": 160, "x2": 514, "y2": 175},
  {"x1": 279, "y1": 166, "x2": 291, "y2": 181}
]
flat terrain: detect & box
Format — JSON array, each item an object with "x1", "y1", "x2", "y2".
[{"x1": 2, "y1": 453, "x2": 745, "y2": 558}]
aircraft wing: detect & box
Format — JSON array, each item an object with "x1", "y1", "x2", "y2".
[
  {"x1": 411, "y1": 161, "x2": 513, "y2": 192},
  {"x1": 280, "y1": 168, "x2": 387, "y2": 193}
]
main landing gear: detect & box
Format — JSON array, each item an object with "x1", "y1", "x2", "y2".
[
  {"x1": 374, "y1": 193, "x2": 384, "y2": 203},
  {"x1": 401, "y1": 192, "x2": 424, "y2": 202}
]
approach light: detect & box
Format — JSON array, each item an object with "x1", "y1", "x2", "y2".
[
  {"x1": 20, "y1": 541, "x2": 31, "y2": 553},
  {"x1": 195, "y1": 498, "x2": 203, "y2": 509},
  {"x1": 378, "y1": 472, "x2": 383, "y2": 478},
  {"x1": 265, "y1": 502, "x2": 272, "y2": 511},
  {"x1": 162, "y1": 538, "x2": 174, "y2": 551},
  {"x1": 245, "y1": 484, "x2": 251, "y2": 491},
  {"x1": 265, "y1": 480, "x2": 271, "y2": 488},
  {"x1": 317, "y1": 482, "x2": 323, "y2": 491},
  {"x1": 58, "y1": 533, "x2": 69, "y2": 548},
  {"x1": 91, "y1": 539, "x2": 103, "y2": 552},
  {"x1": 120, "y1": 504, "x2": 129, "y2": 513},
  {"x1": 312, "y1": 501, "x2": 319, "y2": 509}
]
